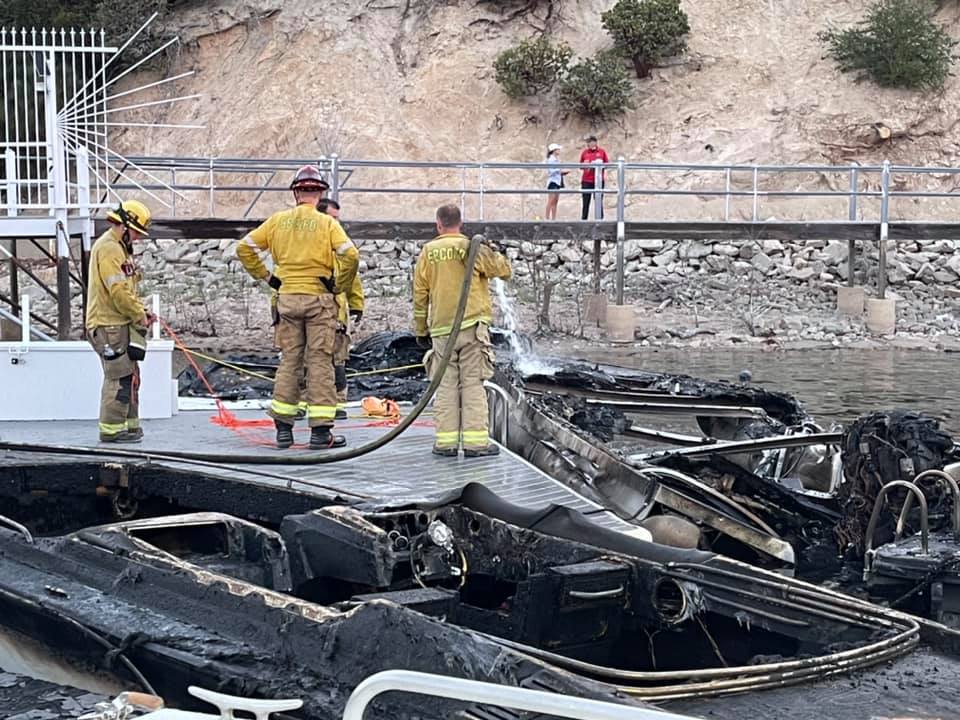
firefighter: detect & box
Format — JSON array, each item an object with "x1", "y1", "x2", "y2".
[
  {"x1": 86, "y1": 199, "x2": 153, "y2": 443},
  {"x1": 318, "y1": 198, "x2": 364, "y2": 420},
  {"x1": 413, "y1": 205, "x2": 511, "y2": 457},
  {"x1": 237, "y1": 166, "x2": 359, "y2": 450}
]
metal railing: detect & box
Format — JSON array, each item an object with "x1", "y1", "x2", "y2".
[
  {"x1": 100, "y1": 154, "x2": 903, "y2": 223},
  {"x1": 92, "y1": 154, "x2": 960, "y2": 301},
  {"x1": 341, "y1": 670, "x2": 698, "y2": 720},
  {"x1": 5, "y1": 151, "x2": 960, "y2": 317}
]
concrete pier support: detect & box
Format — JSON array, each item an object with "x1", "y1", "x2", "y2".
[
  {"x1": 837, "y1": 286, "x2": 865, "y2": 317},
  {"x1": 606, "y1": 305, "x2": 635, "y2": 343},
  {"x1": 866, "y1": 298, "x2": 896, "y2": 335},
  {"x1": 584, "y1": 294, "x2": 607, "y2": 327}
]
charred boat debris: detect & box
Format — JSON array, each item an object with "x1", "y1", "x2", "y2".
[
  {"x1": 5, "y1": 331, "x2": 960, "y2": 718},
  {"x1": 0, "y1": 475, "x2": 937, "y2": 717}
]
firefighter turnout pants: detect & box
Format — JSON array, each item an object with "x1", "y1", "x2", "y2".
[
  {"x1": 270, "y1": 294, "x2": 339, "y2": 428},
  {"x1": 89, "y1": 325, "x2": 140, "y2": 439},
  {"x1": 425, "y1": 322, "x2": 495, "y2": 451},
  {"x1": 334, "y1": 329, "x2": 350, "y2": 411}
]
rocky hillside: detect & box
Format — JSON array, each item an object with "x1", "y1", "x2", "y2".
[{"x1": 114, "y1": 0, "x2": 960, "y2": 223}]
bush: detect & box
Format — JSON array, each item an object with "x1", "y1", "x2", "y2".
[
  {"x1": 494, "y1": 35, "x2": 573, "y2": 99},
  {"x1": 601, "y1": 0, "x2": 690, "y2": 78},
  {"x1": 558, "y1": 51, "x2": 634, "y2": 119},
  {"x1": 820, "y1": 0, "x2": 956, "y2": 90}
]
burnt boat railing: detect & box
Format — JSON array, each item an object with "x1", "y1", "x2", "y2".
[
  {"x1": 0, "y1": 513, "x2": 33, "y2": 543},
  {"x1": 865, "y1": 481, "x2": 931, "y2": 576},
  {"x1": 341, "y1": 670, "x2": 698, "y2": 720},
  {"x1": 484, "y1": 380, "x2": 511, "y2": 444},
  {"x1": 896, "y1": 469, "x2": 960, "y2": 541}
]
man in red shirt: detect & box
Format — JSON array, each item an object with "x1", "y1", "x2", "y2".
[{"x1": 579, "y1": 135, "x2": 609, "y2": 220}]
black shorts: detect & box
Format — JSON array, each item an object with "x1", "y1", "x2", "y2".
[{"x1": 547, "y1": 182, "x2": 562, "y2": 190}]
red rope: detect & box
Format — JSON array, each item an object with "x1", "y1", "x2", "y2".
[{"x1": 159, "y1": 318, "x2": 435, "y2": 444}]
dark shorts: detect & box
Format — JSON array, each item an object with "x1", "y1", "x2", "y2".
[{"x1": 548, "y1": 182, "x2": 562, "y2": 190}]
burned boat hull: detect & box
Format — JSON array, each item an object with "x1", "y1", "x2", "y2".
[
  {"x1": 0, "y1": 518, "x2": 638, "y2": 720},
  {"x1": 0, "y1": 481, "x2": 932, "y2": 710}
]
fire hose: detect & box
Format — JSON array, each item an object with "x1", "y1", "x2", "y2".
[{"x1": 0, "y1": 235, "x2": 483, "y2": 469}]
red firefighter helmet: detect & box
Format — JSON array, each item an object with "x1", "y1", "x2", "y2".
[{"x1": 290, "y1": 165, "x2": 330, "y2": 192}]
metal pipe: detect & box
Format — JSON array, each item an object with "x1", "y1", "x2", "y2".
[
  {"x1": 633, "y1": 431, "x2": 843, "y2": 462},
  {"x1": 478, "y1": 614, "x2": 916, "y2": 687},
  {"x1": 0, "y1": 290, "x2": 56, "y2": 331},
  {"x1": 6, "y1": 238, "x2": 18, "y2": 316},
  {"x1": 483, "y1": 380, "x2": 510, "y2": 444},
  {"x1": 29, "y1": 239, "x2": 83, "y2": 285},
  {"x1": 848, "y1": 165, "x2": 858, "y2": 287},
  {"x1": 865, "y1": 480, "x2": 929, "y2": 573},
  {"x1": 0, "y1": 242, "x2": 61, "y2": 301},
  {"x1": 152, "y1": 294, "x2": 161, "y2": 341},
  {"x1": 57, "y1": 11, "x2": 158, "y2": 114},
  {"x1": 242, "y1": 170, "x2": 275, "y2": 219},
  {"x1": 208, "y1": 157, "x2": 215, "y2": 216},
  {"x1": 615, "y1": 219, "x2": 625, "y2": 305},
  {"x1": 0, "y1": 514, "x2": 34, "y2": 543},
  {"x1": 0, "y1": 305, "x2": 53, "y2": 341},
  {"x1": 4, "y1": 148, "x2": 17, "y2": 216},
  {"x1": 20, "y1": 293, "x2": 29, "y2": 342},
  {"x1": 723, "y1": 167, "x2": 731, "y2": 221},
  {"x1": 896, "y1": 469, "x2": 960, "y2": 539},
  {"x1": 594, "y1": 159, "x2": 604, "y2": 220},
  {"x1": 582, "y1": 397, "x2": 768, "y2": 418},
  {"x1": 878, "y1": 160, "x2": 890, "y2": 300},
  {"x1": 751, "y1": 166, "x2": 759, "y2": 221},
  {"x1": 478, "y1": 163, "x2": 485, "y2": 220},
  {"x1": 342, "y1": 670, "x2": 695, "y2": 720},
  {"x1": 331, "y1": 153, "x2": 340, "y2": 203}
]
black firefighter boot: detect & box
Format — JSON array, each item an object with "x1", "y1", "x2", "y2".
[
  {"x1": 275, "y1": 420, "x2": 294, "y2": 449},
  {"x1": 310, "y1": 426, "x2": 347, "y2": 450}
]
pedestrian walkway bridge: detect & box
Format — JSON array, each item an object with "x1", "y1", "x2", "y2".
[{"x1": 7, "y1": 154, "x2": 960, "y2": 339}]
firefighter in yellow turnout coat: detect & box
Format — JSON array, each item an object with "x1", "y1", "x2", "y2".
[
  {"x1": 238, "y1": 166, "x2": 359, "y2": 450},
  {"x1": 413, "y1": 205, "x2": 511, "y2": 457},
  {"x1": 85, "y1": 200, "x2": 153, "y2": 443},
  {"x1": 318, "y1": 199, "x2": 364, "y2": 418}
]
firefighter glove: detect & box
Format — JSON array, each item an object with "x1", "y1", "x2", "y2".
[
  {"x1": 349, "y1": 309, "x2": 363, "y2": 323},
  {"x1": 267, "y1": 275, "x2": 282, "y2": 290},
  {"x1": 320, "y1": 276, "x2": 336, "y2": 294},
  {"x1": 416, "y1": 335, "x2": 432, "y2": 349}
]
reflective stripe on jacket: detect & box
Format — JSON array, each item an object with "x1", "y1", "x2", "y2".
[
  {"x1": 238, "y1": 203, "x2": 359, "y2": 295},
  {"x1": 413, "y1": 233, "x2": 512, "y2": 338},
  {"x1": 85, "y1": 227, "x2": 146, "y2": 330}
]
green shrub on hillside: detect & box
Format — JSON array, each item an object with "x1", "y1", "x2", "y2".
[
  {"x1": 820, "y1": 0, "x2": 956, "y2": 90},
  {"x1": 558, "y1": 51, "x2": 634, "y2": 119},
  {"x1": 601, "y1": 0, "x2": 690, "y2": 78},
  {"x1": 0, "y1": 0, "x2": 98, "y2": 27},
  {"x1": 494, "y1": 35, "x2": 573, "y2": 98},
  {"x1": 0, "y1": 0, "x2": 171, "y2": 62}
]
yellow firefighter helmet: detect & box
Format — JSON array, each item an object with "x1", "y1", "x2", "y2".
[{"x1": 106, "y1": 199, "x2": 152, "y2": 237}]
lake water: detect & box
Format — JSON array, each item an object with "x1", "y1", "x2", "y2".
[{"x1": 573, "y1": 347, "x2": 960, "y2": 435}]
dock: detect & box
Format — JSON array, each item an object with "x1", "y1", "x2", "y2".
[{"x1": 0, "y1": 406, "x2": 635, "y2": 532}]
